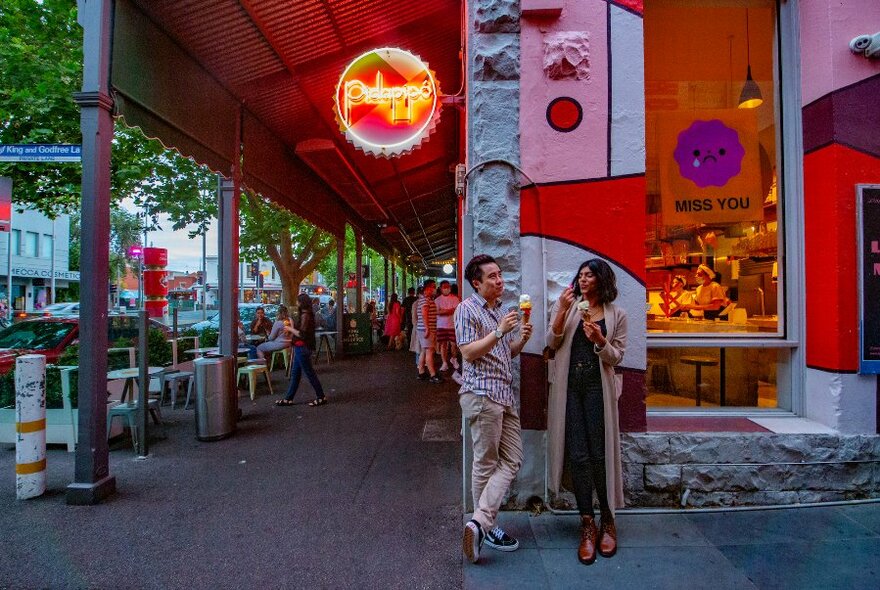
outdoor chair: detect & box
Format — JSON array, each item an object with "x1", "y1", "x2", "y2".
[
  {"x1": 107, "y1": 399, "x2": 165, "y2": 452},
  {"x1": 237, "y1": 362, "x2": 273, "y2": 401},
  {"x1": 269, "y1": 347, "x2": 290, "y2": 373}
]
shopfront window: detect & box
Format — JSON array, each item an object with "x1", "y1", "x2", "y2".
[
  {"x1": 42, "y1": 234, "x2": 53, "y2": 259},
  {"x1": 645, "y1": 0, "x2": 787, "y2": 409}
]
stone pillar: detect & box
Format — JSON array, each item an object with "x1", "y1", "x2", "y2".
[
  {"x1": 466, "y1": 0, "x2": 529, "y2": 505},
  {"x1": 67, "y1": 0, "x2": 116, "y2": 505}
]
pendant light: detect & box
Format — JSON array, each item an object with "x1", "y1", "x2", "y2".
[{"x1": 738, "y1": 8, "x2": 763, "y2": 109}]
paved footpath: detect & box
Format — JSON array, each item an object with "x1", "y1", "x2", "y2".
[
  {"x1": 466, "y1": 502, "x2": 880, "y2": 590},
  {"x1": 2, "y1": 349, "x2": 879, "y2": 589}
]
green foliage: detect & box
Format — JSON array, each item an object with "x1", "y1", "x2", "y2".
[
  {"x1": 0, "y1": 0, "x2": 82, "y2": 215},
  {"x1": 183, "y1": 327, "x2": 218, "y2": 348}
]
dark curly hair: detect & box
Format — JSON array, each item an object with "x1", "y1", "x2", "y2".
[{"x1": 572, "y1": 258, "x2": 618, "y2": 304}]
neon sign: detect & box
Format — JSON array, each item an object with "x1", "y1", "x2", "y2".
[{"x1": 334, "y1": 48, "x2": 441, "y2": 157}]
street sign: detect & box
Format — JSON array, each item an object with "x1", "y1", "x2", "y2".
[
  {"x1": 0, "y1": 144, "x2": 82, "y2": 162},
  {"x1": 342, "y1": 313, "x2": 373, "y2": 355}
]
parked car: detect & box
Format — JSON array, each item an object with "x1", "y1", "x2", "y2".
[
  {"x1": 12, "y1": 301, "x2": 80, "y2": 322},
  {"x1": 0, "y1": 318, "x2": 78, "y2": 374},
  {"x1": 189, "y1": 303, "x2": 279, "y2": 333},
  {"x1": 0, "y1": 315, "x2": 171, "y2": 375}
]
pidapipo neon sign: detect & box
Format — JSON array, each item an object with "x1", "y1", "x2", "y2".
[{"x1": 334, "y1": 48, "x2": 441, "y2": 157}]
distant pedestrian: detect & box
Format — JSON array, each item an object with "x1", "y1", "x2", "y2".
[
  {"x1": 275, "y1": 293, "x2": 327, "y2": 407},
  {"x1": 434, "y1": 280, "x2": 461, "y2": 373},
  {"x1": 383, "y1": 293, "x2": 404, "y2": 350},
  {"x1": 456, "y1": 254, "x2": 532, "y2": 563},
  {"x1": 546, "y1": 258, "x2": 627, "y2": 565},
  {"x1": 409, "y1": 286, "x2": 424, "y2": 372},
  {"x1": 401, "y1": 287, "x2": 417, "y2": 339},
  {"x1": 416, "y1": 280, "x2": 441, "y2": 383}
]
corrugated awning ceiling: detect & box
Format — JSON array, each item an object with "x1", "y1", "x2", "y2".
[{"x1": 116, "y1": 0, "x2": 462, "y2": 264}]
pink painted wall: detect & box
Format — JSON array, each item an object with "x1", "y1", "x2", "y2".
[
  {"x1": 800, "y1": 0, "x2": 880, "y2": 105},
  {"x1": 520, "y1": 3, "x2": 609, "y2": 181}
]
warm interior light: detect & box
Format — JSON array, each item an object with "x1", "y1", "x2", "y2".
[
  {"x1": 738, "y1": 9, "x2": 763, "y2": 109},
  {"x1": 442, "y1": 263, "x2": 454, "y2": 275}
]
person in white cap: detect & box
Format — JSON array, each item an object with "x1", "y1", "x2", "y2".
[{"x1": 682, "y1": 264, "x2": 726, "y2": 320}]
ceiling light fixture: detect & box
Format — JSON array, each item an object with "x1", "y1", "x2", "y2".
[{"x1": 738, "y1": 8, "x2": 764, "y2": 109}]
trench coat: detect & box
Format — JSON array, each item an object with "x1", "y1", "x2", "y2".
[{"x1": 546, "y1": 299, "x2": 627, "y2": 514}]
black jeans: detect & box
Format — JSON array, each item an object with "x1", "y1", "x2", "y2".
[{"x1": 566, "y1": 367, "x2": 609, "y2": 518}]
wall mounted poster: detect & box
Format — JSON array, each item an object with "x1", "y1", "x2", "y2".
[
  {"x1": 658, "y1": 109, "x2": 764, "y2": 225},
  {"x1": 858, "y1": 185, "x2": 880, "y2": 374}
]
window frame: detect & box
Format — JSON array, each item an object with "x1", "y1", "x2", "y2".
[{"x1": 646, "y1": 0, "x2": 805, "y2": 416}]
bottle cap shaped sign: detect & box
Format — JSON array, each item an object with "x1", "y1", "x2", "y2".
[
  {"x1": 143, "y1": 247, "x2": 168, "y2": 267},
  {"x1": 334, "y1": 48, "x2": 441, "y2": 157}
]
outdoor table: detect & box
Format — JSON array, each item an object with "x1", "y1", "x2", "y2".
[
  {"x1": 246, "y1": 334, "x2": 266, "y2": 343},
  {"x1": 188, "y1": 346, "x2": 251, "y2": 357},
  {"x1": 107, "y1": 366, "x2": 164, "y2": 403}
]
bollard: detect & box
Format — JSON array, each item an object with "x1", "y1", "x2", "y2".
[{"x1": 15, "y1": 354, "x2": 47, "y2": 500}]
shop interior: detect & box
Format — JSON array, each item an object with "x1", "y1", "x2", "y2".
[{"x1": 643, "y1": 0, "x2": 782, "y2": 408}]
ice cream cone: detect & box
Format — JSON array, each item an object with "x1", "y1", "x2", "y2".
[{"x1": 519, "y1": 294, "x2": 532, "y2": 324}]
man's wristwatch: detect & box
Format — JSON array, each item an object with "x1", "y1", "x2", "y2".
[{"x1": 494, "y1": 328, "x2": 504, "y2": 340}]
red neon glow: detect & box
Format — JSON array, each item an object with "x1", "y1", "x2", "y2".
[{"x1": 334, "y1": 47, "x2": 441, "y2": 157}]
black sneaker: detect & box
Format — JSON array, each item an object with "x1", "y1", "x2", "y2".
[
  {"x1": 417, "y1": 372, "x2": 430, "y2": 381},
  {"x1": 484, "y1": 526, "x2": 519, "y2": 552},
  {"x1": 429, "y1": 375, "x2": 443, "y2": 384},
  {"x1": 463, "y1": 519, "x2": 484, "y2": 563}
]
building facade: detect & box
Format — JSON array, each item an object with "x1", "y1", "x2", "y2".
[
  {"x1": 0, "y1": 207, "x2": 77, "y2": 311},
  {"x1": 466, "y1": 0, "x2": 880, "y2": 507}
]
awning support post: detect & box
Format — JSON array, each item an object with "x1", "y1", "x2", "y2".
[{"x1": 67, "y1": 0, "x2": 117, "y2": 505}]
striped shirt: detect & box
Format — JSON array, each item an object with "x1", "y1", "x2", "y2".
[
  {"x1": 454, "y1": 292, "x2": 514, "y2": 406},
  {"x1": 417, "y1": 295, "x2": 437, "y2": 332}
]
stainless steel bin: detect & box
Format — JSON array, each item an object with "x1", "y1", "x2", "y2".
[{"x1": 193, "y1": 355, "x2": 237, "y2": 441}]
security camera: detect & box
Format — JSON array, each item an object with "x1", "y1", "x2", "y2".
[{"x1": 849, "y1": 33, "x2": 880, "y2": 59}]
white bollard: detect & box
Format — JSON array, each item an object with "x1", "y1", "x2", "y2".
[{"x1": 15, "y1": 354, "x2": 47, "y2": 500}]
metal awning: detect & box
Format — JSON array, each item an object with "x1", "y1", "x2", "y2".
[{"x1": 110, "y1": 0, "x2": 463, "y2": 265}]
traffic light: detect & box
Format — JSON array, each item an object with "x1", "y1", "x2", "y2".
[
  {"x1": 250, "y1": 261, "x2": 259, "y2": 277},
  {"x1": 197, "y1": 271, "x2": 204, "y2": 284},
  {"x1": 109, "y1": 284, "x2": 118, "y2": 294},
  {"x1": 256, "y1": 273, "x2": 264, "y2": 288},
  {"x1": 362, "y1": 264, "x2": 370, "y2": 279}
]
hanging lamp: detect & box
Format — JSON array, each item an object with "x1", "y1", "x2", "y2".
[{"x1": 738, "y1": 8, "x2": 763, "y2": 109}]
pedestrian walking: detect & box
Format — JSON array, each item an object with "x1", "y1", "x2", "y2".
[
  {"x1": 275, "y1": 293, "x2": 327, "y2": 407},
  {"x1": 455, "y1": 254, "x2": 532, "y2": 564},
  {"x1": 546, "y1": 258, "x2": 627, "y2": 565},
  {"x1": 417, "y1": 279, "x2": 442, "y2": 383},
  {"x1": 435, "y1": 280, "x2": 461, "y2": 373}
]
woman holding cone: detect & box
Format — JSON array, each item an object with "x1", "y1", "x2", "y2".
[{"x1": 546, "y1": 258, "x2": 627, "y2": 565}]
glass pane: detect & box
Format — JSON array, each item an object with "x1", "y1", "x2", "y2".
[
  {"x1": 647, "y1": 346, "x2": 784, "y2": 409},
  {"x1": 42, "y1": 234, "x2": 53, "y2": 259},
  {"x1": 644, "y1": 0, "x2": 781, "y2": 336},
  {"x1": 11, "y1": 230, "x2": 21, "y2": 256},
  {"x1": 25, "y1": 232, "x2": 38, "y2": 257}
]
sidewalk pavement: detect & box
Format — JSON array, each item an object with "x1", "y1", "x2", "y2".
[
  {"x1": 465, "y1": 503, "x2": 880, "y2": 590},
  {"x1": 2, "y1": 348, "x2": 879, "y2": 589}
]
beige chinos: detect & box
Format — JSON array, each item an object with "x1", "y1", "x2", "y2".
[{"x1": 460, "y1": 392, "x2": 524, "y2": 532}]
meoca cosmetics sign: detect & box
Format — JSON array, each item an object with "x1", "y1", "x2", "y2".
[
  {"x1": 658, "y1": 110, "x2": 763, "y2": 225},
  {"x1": 334, "y1": 48, "x2": 440, "y2": 157}
]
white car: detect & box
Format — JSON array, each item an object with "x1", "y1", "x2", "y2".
[{"x1": 37, "y1": 302, "x2": 80, "y2": 317}]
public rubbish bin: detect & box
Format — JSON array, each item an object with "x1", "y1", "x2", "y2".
[{"x1": 193, "y1": 355, "x2": 237, "y2": 441}]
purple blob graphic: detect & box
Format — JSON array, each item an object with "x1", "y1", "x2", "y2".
[{"x1": 673, "y1": 119, "x2": 745, "y2": 188}]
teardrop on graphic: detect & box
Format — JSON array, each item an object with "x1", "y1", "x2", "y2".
[{"x1": 692, "y1": 158, "x2": 701, "y2": 168}]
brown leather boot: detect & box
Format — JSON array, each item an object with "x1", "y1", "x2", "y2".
[
  {"x1": 598, "y1": 513, "x2": 617, "y2": 558},
  {"x1": 578, "y1": 515, "x2": 598, "y2": 565}
]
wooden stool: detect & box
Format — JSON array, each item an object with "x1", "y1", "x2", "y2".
[
  {"x1": 646, "y1": 352, "x2": 676, "y2": 394},
  {"x1": 237, "y1": 363, "x2": 273, "y2": 401},
  {"x1": 680, "y1": 355, "x2": 719, "y2": 406}
]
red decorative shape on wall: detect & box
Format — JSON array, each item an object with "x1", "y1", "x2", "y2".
[
  {"x1": 610, "y1": 0, "x2": 643, "y2": 16},
  {"x1": 519, "y1": 352, "x2": 548, "y2": 430},
  {"x1": 143, "y1": 270, "x2": 168, "y2": 298},
  {"x1": 804, "y1": 143, "x2": 880, "y2": 372},
  {"x1": 520, "y1": 175, "x2": 647, "y2": 281}
]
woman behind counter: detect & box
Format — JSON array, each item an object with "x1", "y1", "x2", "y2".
[
  {"x1": 547, "y1": 258, "x2": 627, "y2": 565},
  {"x1": 682, "y1": 264, "x2": 726, "y2": 320}
]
